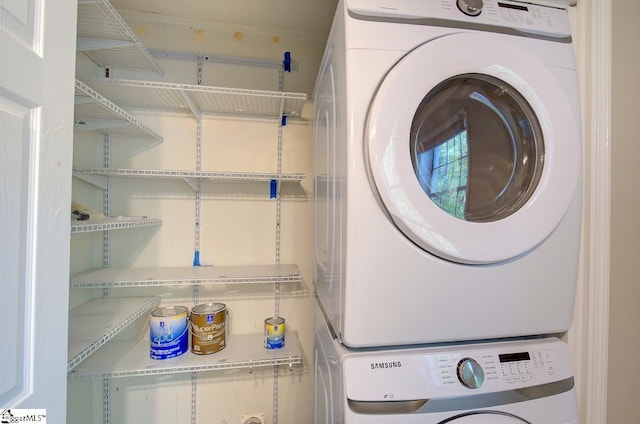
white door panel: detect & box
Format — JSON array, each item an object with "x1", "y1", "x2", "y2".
[
  {"x1": 0, "y1": 94, "x2": 36, "y2": 406},
  {"x1": 0, "y1": 0, "x2": 36, "y2": 48},
  {"x1": 0, "y1": 0, "x2": 76, "y2": 420}
]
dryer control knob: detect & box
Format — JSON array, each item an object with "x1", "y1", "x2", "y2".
[
  {"x1": 457, "y1": 358, "x2": 485, "y2": 389},
  {"x1": 457, "y1": 0, "x2": 484, "y2": 16}
]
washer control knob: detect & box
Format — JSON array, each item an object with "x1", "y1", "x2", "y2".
[
  {"x1": 457, "y1": 0, "x2": 484, "y2": 16},
  {"x1": 457, "y1": 358, "x2": 485, "y2": 389}
]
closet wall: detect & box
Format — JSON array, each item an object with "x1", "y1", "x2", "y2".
[
  {"x1": 68, "y1": 4, "x2": 331, "y2": 423},
  {"x1": 609, "y1": 0, "x2": 640, "y2": 421}
]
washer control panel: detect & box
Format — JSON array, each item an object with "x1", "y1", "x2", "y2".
[
  {"x1": 343, "y1": 337, "x2": 573, "y2": 402},
  {"x1": 427, "y1": 342, "x2": 562, "y2": 395},
  {"x1": 457, "y1": 357, "x2": 485, "y2": 388},
  {"x1": 457, "y1": 0, "x2": 484, "y2": 16}
]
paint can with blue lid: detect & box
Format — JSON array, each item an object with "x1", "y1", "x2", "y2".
[{"x1": 149, "y1": 306, "x2": 189, "y2": 360}]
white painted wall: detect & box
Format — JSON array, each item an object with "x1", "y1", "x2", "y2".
[{"x1": 608, "y1": 1, "x2": 640, "y2": 422}]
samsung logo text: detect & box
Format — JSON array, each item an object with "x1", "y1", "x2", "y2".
[{"x1": 370, "y1": 361, "x2": 402, "y2": 370}]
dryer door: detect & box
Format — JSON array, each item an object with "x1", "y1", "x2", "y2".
[{"x1": 366, "y1": 32, "x2": 581, "y2": 264}]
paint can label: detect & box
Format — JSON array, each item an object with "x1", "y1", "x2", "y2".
[
  {"x1": 149, "y1": 306, "x2": 189, "y2": 360},
  {"x1": 264, "y1": 316, "x2": 285, "y2": 349},
  {"x1": 191, "y1": 303, "x2": 227, "y2": 355}
]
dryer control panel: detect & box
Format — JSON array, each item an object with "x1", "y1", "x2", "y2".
[
  {"x1": 346, "y1": 0, "x2": 572, "y2": 39},
  {"x1": 343, "y1": 337, "x2": 573, "y2": 402}
]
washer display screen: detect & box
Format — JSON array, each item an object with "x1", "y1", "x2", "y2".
[
  {"x1": 499, "y1": 352, "x2": 531, "y2": 363},
  {"x1": 410, "y1": 74, "x2": 545, "y2": 223}
]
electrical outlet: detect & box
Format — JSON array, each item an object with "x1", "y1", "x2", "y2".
[{"x1": 241, "y1": 413, "x2": 265, "y2": 424}]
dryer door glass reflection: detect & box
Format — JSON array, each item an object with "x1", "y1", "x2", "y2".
[{"x1": 410, "y1": 74, "x2": 544, "y2": 223}]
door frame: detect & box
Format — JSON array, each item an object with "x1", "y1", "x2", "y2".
[{"x1": 569, "y1": 0, "x2": 611, "y2": 422}]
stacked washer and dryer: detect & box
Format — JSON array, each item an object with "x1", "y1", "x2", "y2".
[{"x1": 313, "y1": 0, "x2": 582, "y2": 423}]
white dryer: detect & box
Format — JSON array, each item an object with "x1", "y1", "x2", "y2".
[
  {"x1": 314, "y1": 303, "x2": 580, "y2": 424},
  {"x1": 313, "y1": 0, "x2": 582, "y2": 347}
]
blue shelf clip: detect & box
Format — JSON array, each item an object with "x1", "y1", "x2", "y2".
[
  {"x1": 193, "y1": 250, "x2": 201, "y2": 267},
  {"x1": 270, "y1": 179, "x2": 278, "y2": 199},
  {"x1": 281, "y1": 115, "x2": 288, "y2": 126},
  {"x1": 283, "y1": 51, "x2": 292, "y2": 73}
]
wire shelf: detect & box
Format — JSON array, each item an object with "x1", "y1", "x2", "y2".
[
  {"x1": 82, "y1": 77, "x2": 308, "y2": 118},
  {"x1": 71, "y1": 216, "x2": 162, "y2": 233},
  {"x1": 70, "y1": 264, "x2": 303, "y2": 288},
  {"x1": 74, "y1": 79, "x2": 163, "y2": 140},
  {"x1": 68, "y1": 331, "x2": 304, "y2": 380},
  {"x1": 77, "y1": 0, "x2": 163, "y2": 74},
  {"x1": 68, "y1": 297, "x2": 160, "y2": 372},
  {"x1": 73, "y1": 167, "x2": 305, "y2": 183}
]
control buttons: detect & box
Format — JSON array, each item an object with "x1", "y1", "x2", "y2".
[
  {"x1": 457, "y1": 358, "x2": 485, "y2": 389},
  {"x1": 457, "y1": 0, "x2": 484, "y2": 17}
]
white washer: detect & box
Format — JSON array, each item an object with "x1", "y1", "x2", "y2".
[
  {"x1": 314, "y1": 302, "x2": 580, "y2": 424},
  {"x1": 313, "y1": 0, "x2": 582, "y2": 347}
]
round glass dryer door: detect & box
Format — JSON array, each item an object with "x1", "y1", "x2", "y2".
[
  {"x1": 366, "y1": 32, "x2": 581, "y2": 264},
  {"x1": 410, "y1": 74, "x2": 544, "y2": 223}
]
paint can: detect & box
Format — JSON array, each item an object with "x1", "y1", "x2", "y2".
[
  {"x1": 149, "y1": 306, "x2": 189, "y2": 360},
  {"x1": 190, "y1": 303, "x2": 227, "y2": 355},
  {"x1": 264, "y1": 316, "x2": 285, "y2": 349}
]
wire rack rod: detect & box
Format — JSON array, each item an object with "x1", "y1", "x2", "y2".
[
  {"x1": 75, "y1": 79, "x2": 163, "y2": 140},
  {"x1": 83, "y1": 77, "x2": 307, "y2": 118},
  {"x1": 71, "y1": 217, "x2": 162, "y2": 233},
  {"x1": 67, "y1": 332, "x2": 304, "y2": 380},
  {"x1": 70, "y1": 264, "x2": 303, "y2": 288},
  {"x1": 73, "y1": 167, "x2": 305, "y2": 182},
  {"x1": 67, "y1": 297, "x2": 160, "y2": 372},
  {"x1": 77, "y1": 0, "x2": 163, "y2": 74}
]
